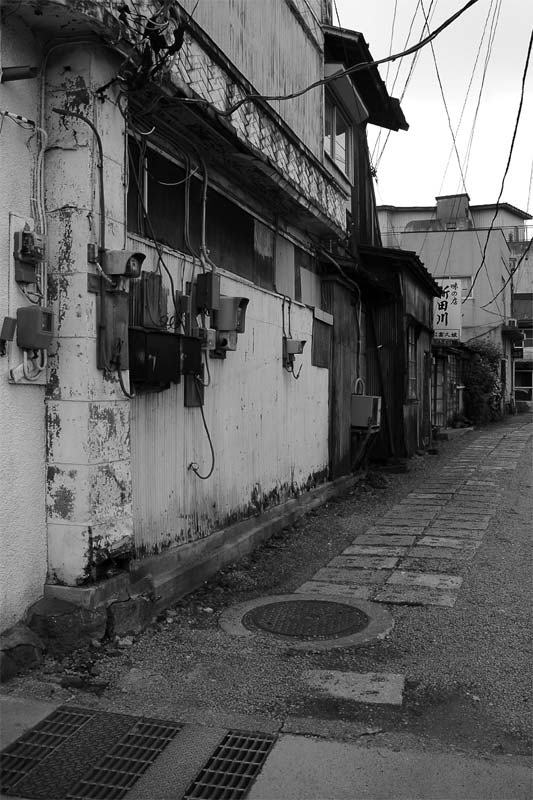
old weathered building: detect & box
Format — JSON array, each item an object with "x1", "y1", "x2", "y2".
[
  {"x1": 1, "y1": 0, "x2": 430, "y2": 638},
  {"x1": 378, "y1": 195, "x2": 530, "y2": 422}
]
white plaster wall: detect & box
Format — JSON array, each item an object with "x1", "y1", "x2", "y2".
[
  {"x1": 128, "y1": 238, "x2": 330, "y2": 555},
  {"x1": 0, "y1": 20, "x2": 47, "y2": 631}
]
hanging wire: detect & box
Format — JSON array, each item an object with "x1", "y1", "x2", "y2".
[
  {"x1": 188, "y1": 377, "x2": 215, "y2": 479},
  {"x1": 466, "y1": 27, "x2": 533, "y2": 302}
]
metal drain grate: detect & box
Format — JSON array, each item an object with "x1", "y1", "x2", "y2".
[
  {"x1": 183, "y1": 730, "x2": 276, "y2": 799},
  {"x1": 67, "y1": 719, "x2": 182, "y2": 799},
  {"x1": 243, "y1": 599, "x2": 369, "y2": 639},
  {"x1": 0, "y1": 706, "x2": 94, "y2": 792}
]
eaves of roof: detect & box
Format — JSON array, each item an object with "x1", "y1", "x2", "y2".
[
  {"x1": 358, "y1": 244, "x2": 442, "y2": 297},
  {"x1": 323, "y1": 25, "x2": 408, "y2": 132}
]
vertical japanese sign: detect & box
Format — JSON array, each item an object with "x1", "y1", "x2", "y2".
[{"x1": 434, "y1": 279, "x2": 462, "y2": 341}]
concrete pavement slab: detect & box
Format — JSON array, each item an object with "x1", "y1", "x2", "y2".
[
  {"x1": 295, "y1": 582, "x2": 374, "y2": 599},
  {"x1": 0, "y1": 694, "x2": 61, "y2": 750},
  {"x1": 418, "y1": 535, "x2": 482, "y2": 550},
  {"x1": 393, "y1": 504, "x2": 441, "y2": 514},
  {"x1": 399, "y1": 556, "x2": 460, "y2": 573},
  {"x1": 430, "y1": 518, "x2": 490, "y2": 530},
  {"x1": 373, "y1": 584, "x2": 458, "y2": 607},
  {"x1": 380, "y1": 515, "x2": 436, "y2": 525},
  {"x1": 303, "y1": 670, "x2": 405, "y2": 705},
  {"x1": 386, "y1": 571, "x2": 463, "y2": 590},
  {"x1": 405, "y1": 493, "x2": 454, "y2": 500},
  {"x1": 427, "y1": 528, "x2": 485, "y2": 541},
  {"x1": 329, "y1": 555, "x2": 400, "y2": 570},
  {"x1": 408, "y1": 545, "x2": 478, "y2": 560},
  {"x1": 356, "y1": 533, "x2": 419, "y2": 545},
  {"x1": 312, "y1": 568, "x2": 390, "y2": 585},
  {"x1": 248, "y1": 735, "x2": 532, "y2": 800},
  {"x1": 342, "y1": 545, "x2": 409, "y2": 557},
  {"x1": 436, "y1": 512, "x2": 492, "y2": 521}
]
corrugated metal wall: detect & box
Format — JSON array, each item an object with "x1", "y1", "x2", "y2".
[
  {"x1": 179, "y1": 0, "x2": 324, "y2": 156},
  {"x1": 127, "y1": 236, "x2": 329, "y2": 556}
]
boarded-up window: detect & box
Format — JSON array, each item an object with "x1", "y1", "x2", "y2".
[{"x1": 312, "y1": 317, "x2": 331, "y2": 368}]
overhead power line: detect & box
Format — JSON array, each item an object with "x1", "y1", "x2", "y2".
[
  {"x1": 206, "y1": 0, "x2": 481, "y2": 117},
  {"x1": 481, "y1": 237, "x2": 533, "y2": 309},
  {"x1": 466, "y1": 27, "x2": 533, "y2": 302}
]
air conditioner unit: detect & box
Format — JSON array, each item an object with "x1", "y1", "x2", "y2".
[
  {"x1": 507, "y1": 318, "x2": 517, "y2": 327},
  {"x1": 351, "y1": 394, "x2": 382, "y2": 428}
]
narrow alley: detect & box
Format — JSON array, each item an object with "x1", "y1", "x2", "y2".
[{"x1": 1, "y1": 414, "x2": 531, "y2": 799}]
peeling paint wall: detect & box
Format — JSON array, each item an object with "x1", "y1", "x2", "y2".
[
  {"x1": 0, "y1": 19, "x2": 48, "y2": 631},
  {"x1": 44, "y1": 45, "x2": 134, "y2": 586}
]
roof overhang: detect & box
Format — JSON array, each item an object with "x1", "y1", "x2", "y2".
[
  {"x1": 323, "y1": 25, "x2": 408, "y2": 132},
  {"x1": 358, "y1": 245, "x2": 442, "y2": 296}
]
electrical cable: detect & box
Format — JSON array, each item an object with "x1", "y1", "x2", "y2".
[
  {"x1": 171, "y1": 0, "x2": 479, "y2": 118},
  {"x1": 188, "y1": 377, "x2": 215, "y2": 479},
  {"x1": 419, "y1": 0, "x2": 504, "y2": 316},
  {"x1": 461, "y1": 0, "x2": 502, "y2": 180},
  {"x1": 127, "y1": 141, "x2": 181, "y2": 319},
  {"x1": 373, "y1": 0, "x2": 432, "y2": 171},
  {"x1": 117, "y1": 365, "x2": 136, "y2": 397},
  {"x1": 466, "y1": 27, "x2": 533, "y2": 302},
  {"x1": 437, "y1": 0, "x2": 499, "y2": 193},
  {"x1": 480, "y1": 237, "x2": 532, "y2": 308}
]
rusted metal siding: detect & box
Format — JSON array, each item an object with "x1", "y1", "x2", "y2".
[
  {"x1": 179, "y1": 0, "x2": 324, "y2": 156},
  {"x1": 127, "y1": 236, "x2": 329, "y2": 555}
]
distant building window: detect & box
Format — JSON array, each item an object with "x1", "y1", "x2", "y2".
[
  {"x1": 324, "y1": 94, "x2": 351, "y2": 177},
  {"x1": 407, "y1": 325, "x2": 418, "y2": 400},
  {"x1": 522, "y1": 327, "x2": 533, "y2": 348},
  {"x1": 515, "y1": 363, "x2": 533, "y2": 402}
]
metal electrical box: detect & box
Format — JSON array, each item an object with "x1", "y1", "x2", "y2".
[
  {"x1": 180, "y1": 335, "x2": 203, "y2": 375},
  {"x1": 16, "y1": 306, "x2": 53, "y2": 350},
  {"x1": 350, "y1": 395, "x2": 382, "y2": 428},
  {"x1": 129, "y1": 327, "x2": 181, "y2": 389}
]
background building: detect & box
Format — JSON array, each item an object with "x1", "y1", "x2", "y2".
[{"x1": 378, "y1": 195, "x2": 531, "y2": 417}]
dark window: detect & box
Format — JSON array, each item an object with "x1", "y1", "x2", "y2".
[
  {"x1": 311, "y1": 318, "x2": 331, "y2": 368},
  {"x1": 127, "y1": 136, "x2": 273, "y2": 288},
  {"x1": 324, "y1": 93, "x2": 351, "y2": 177}
]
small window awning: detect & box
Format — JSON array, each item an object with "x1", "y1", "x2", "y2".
[{"x1": 323, "y1": 25, "x2": 408, "y2": 132}]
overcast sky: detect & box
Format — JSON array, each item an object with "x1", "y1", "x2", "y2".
[{"x1": 334, "y1": 0, "x2": 533, "y2": 214}]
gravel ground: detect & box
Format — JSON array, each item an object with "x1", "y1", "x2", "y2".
[{"x1": 4, "y1": 415, "x2": 532, "y2": 758}]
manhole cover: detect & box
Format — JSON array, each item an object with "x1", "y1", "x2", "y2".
[{"x1": 242, "y1": 599, "x2": 369, "y2": 639}]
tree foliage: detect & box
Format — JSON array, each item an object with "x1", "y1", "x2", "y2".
[{"x1": 463, "y1": 339, "x2": 503, "y2": 424}]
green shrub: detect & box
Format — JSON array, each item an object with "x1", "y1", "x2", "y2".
[{"x1": 463, "y1": 339, "x2": 503, "y2": 424}]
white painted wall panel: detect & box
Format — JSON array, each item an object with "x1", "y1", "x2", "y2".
[
  {"x1": 128, "y1": 237, "x2": 329, "y2": 555},
  {"x1": 0, "y1": 21, "x2": 47, "y2": 630}
]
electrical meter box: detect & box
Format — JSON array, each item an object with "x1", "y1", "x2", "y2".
[
  {"x1": 16, "y1": 306, "x2": 53, "y2": 350},
  {"x1": 214, "y1": 296, "x2": 249, "y2": 333},
  {"x1": 14, "y1": 230, "x2": 47, "y2": 283},
  {"x1": 350, "y1": 394, "x2": 382, "y2": 428},
  {"x1": 181, "y1": 335, "x2": 203, "y2": 375},
  {"x1": 103, "y1": 250, "x2": 145, "y2": 278},
  {"x1": 195, "y1": 272, "x2": 220, "y2": 312},
  {"x1": 14, "y1": 230, "x2": 46, "y2": 264},
  {"x1": 129, "y1": 327, "x2": 181, "y2": 389},
  {"x1": 284, "y1": 338, "x2": 306, "y2": 355}
]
